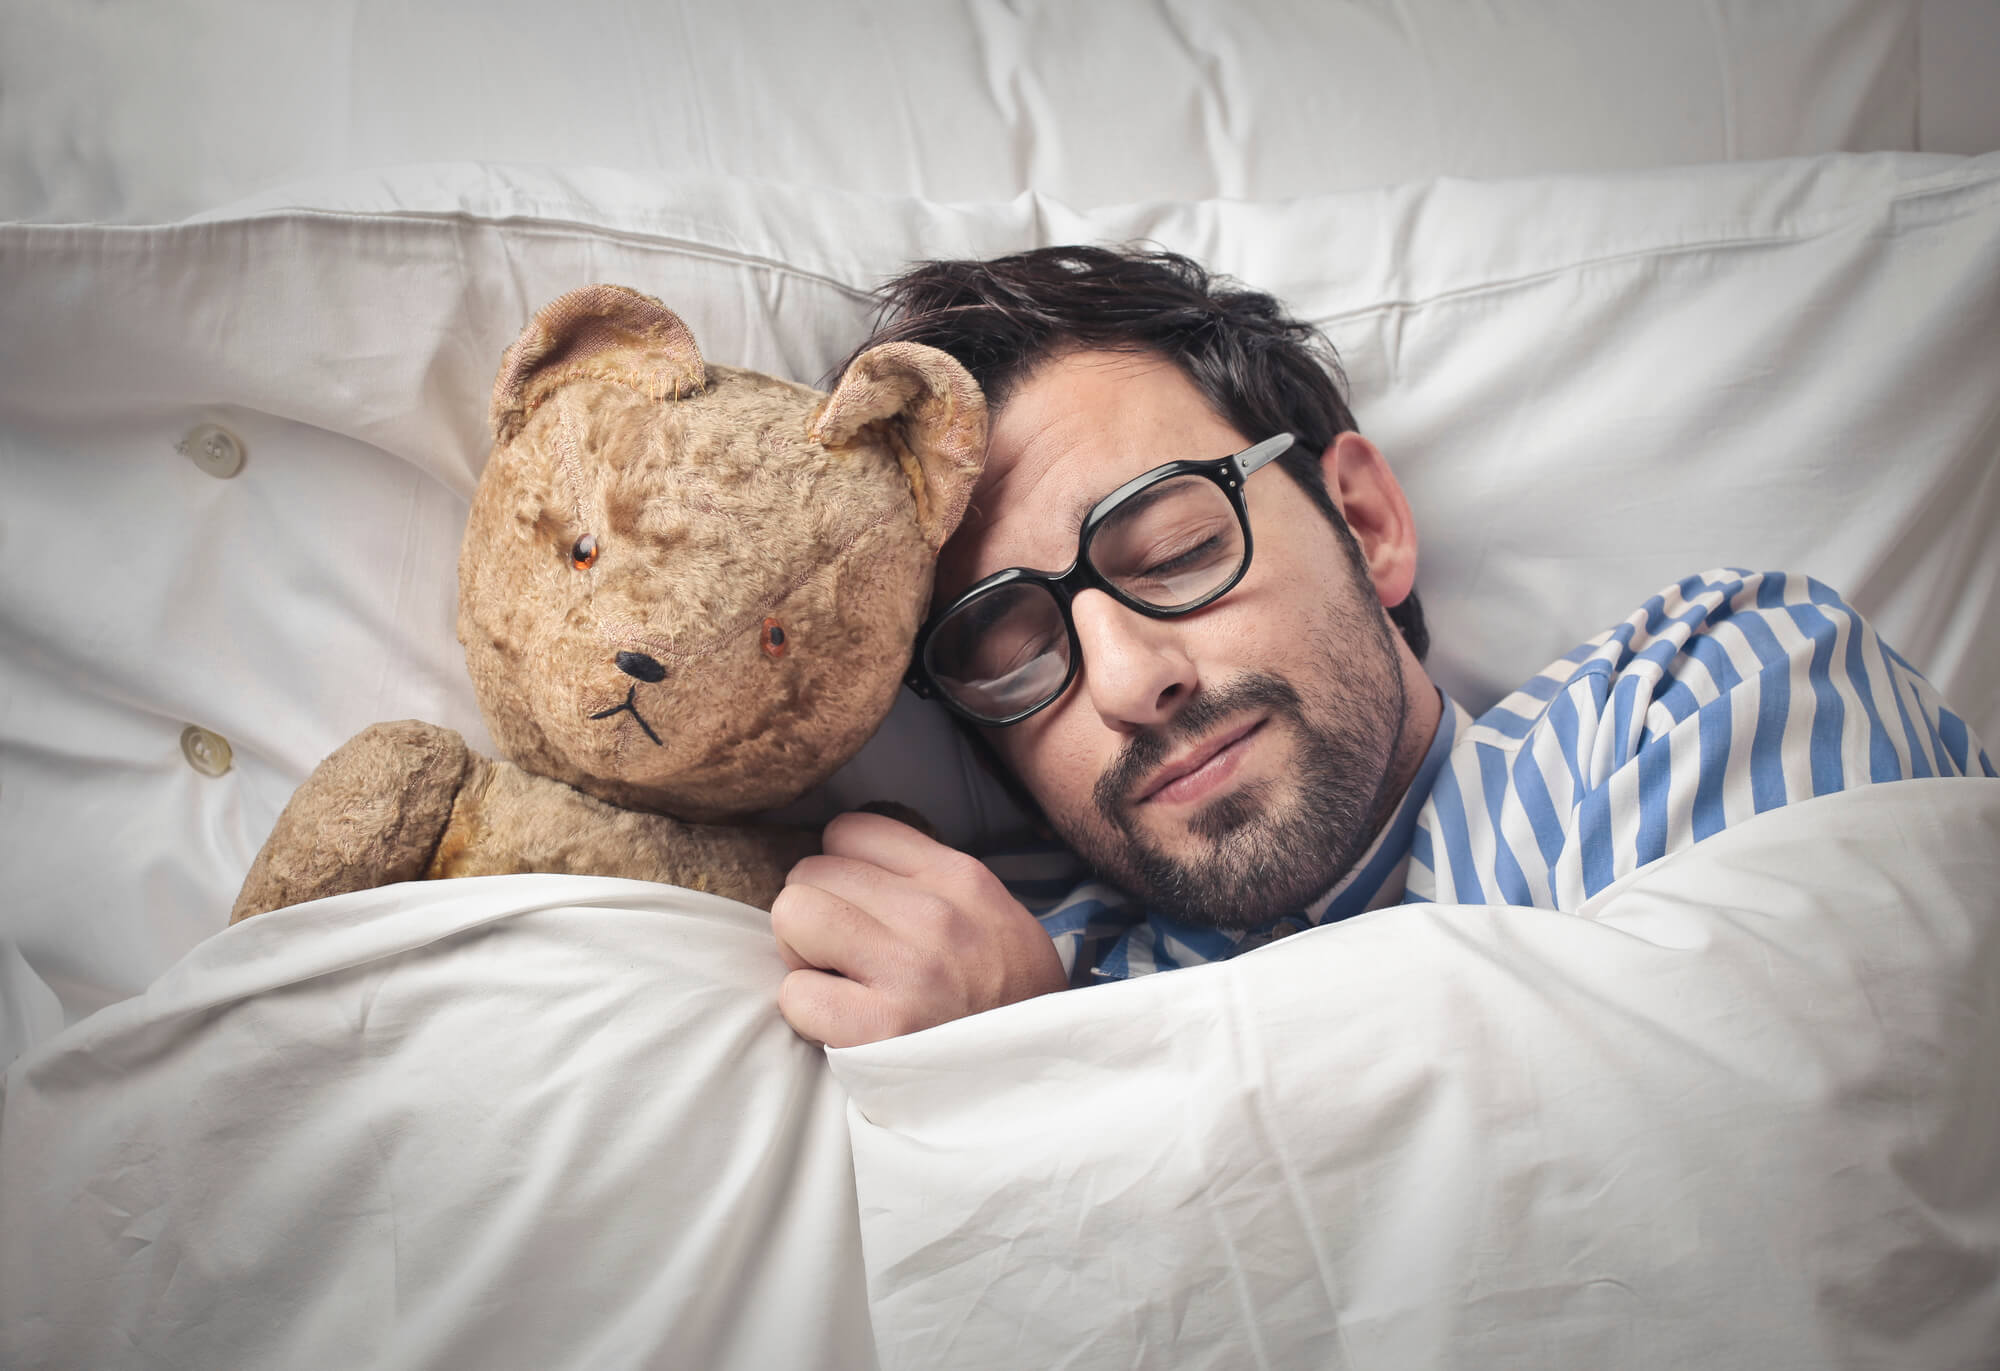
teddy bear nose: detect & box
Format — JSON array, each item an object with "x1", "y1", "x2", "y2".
[{"x1": 615, "y1": 651, "x2": 667, "y2": 683}]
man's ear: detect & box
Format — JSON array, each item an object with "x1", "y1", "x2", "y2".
[
  {"x1": 1320, "y1": 431, "x2": 1419, "y2": 611},
  {"x1": 490, "y1": 284, "x2": 706, "y2": 444},
  {"x1": 811, "y1": 342, "x2": 988, "y2": 551}
]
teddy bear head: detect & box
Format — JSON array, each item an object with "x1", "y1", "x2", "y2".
[{"x1": 458, "y1": 284, "x2": 986, "y2": 823}]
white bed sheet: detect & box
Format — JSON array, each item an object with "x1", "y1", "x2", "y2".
[{"x1": 4, "y1": 778, "x2": 1993, "y2": 1369}]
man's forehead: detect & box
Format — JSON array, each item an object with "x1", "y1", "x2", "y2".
[
  {"x1": 968, "y1": 424, "x2": 1093, "y2": 544},
  {"x1": 946, "y1": 349, "x2": 1249, "y2": 584}
]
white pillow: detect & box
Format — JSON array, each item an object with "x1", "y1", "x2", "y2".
[
  {"x1": 0, "y1": 876, "x2": 875, "y2": 1371},
  {"x1": 2, "y1": 151, "x2": 1996, "y2": 1047},
  {"x1": 831, "y1": 779, "x2": 2000, "y2": 1370},
  {"x1": 1919, "y1": 0, "x2": 2000, "y2": 154},
  {"x1": 0, "y1": 0, "x2": 1940, "y2": 224}
]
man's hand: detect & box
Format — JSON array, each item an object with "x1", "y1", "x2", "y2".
[{"x1": 771, "y1": 810, "x2": 1068, "y2": 1047}]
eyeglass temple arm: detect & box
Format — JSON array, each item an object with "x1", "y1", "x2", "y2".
[{"x1": 1236, "y1": 432, "x2": 1296, "y2": 478}]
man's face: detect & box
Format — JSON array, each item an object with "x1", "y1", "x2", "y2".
[{"x1": 936, "y1": 349, "x2": 1424, "y2": 925}]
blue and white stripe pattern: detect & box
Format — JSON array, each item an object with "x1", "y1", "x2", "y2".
[{"x1": 994, "y1": 569, "x2": 1996, "y2": 983}]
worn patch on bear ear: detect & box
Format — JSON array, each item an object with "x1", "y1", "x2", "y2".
[
  {"x1": 811, "y1": 342, "x2": 987, "y2": 552},
  {"x1": 805, "y1": 405, "x2": 936, "y2": 535},
  {"x1": 883, "y1": 422, "x2": 934, "y2": 535},
  {"x1": 491, "y1": 285, "x2": 706, "y2": 444}
]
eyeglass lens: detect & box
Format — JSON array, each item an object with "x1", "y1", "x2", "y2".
[
  {"x1": 926, "y1": 580, "x2": 1073, "y2": 721},
  {"x1": 924, "y1": 473, "x2": 1248, "y2": 720},
  {"x1": 1086, "y1": 473, "x2": 1246, "y2": 608}
]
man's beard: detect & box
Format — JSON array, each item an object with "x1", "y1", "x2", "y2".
[{"x1": 1063, "y1": 621, "x2": 1407, "y2": 929}]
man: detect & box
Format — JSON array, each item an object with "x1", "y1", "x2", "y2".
[{"x1": 770, "y1": 245, "x2": 1995, "y2": 1048}]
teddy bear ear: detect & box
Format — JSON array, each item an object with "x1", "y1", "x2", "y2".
[
  {"x1": 810, "y1": 341, "x2": 988, "y2": 551},
  {"x1": 489, "y1": 284, "x2": 706, "y2": 444}
]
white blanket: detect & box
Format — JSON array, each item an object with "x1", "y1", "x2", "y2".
[
  {"x1": 4, "y1": 780, "x2": 1997, "y2": 1369},
  {"x1": 836, "y1": 780, "x2": 2000, "y2": 1369},
  {"x1": 0, "y1": 879, "x2": 876, "y2": 1371}
]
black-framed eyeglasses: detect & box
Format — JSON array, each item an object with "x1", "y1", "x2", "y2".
[{"x1": 906, "y1": 433, "x2": 1296, "y2": 726}]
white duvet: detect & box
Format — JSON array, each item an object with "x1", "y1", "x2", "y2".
[{"x1": 4, "y1": 778, "x2": 1996, "y2": 1369}]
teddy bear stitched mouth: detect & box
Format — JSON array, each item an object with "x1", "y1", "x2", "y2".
[{"x1": 589, "y1": 685, "x2": 664, "y2": 746}]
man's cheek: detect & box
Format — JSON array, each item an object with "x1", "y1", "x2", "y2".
[
  {"x1": 998, "y1": 719, "x2": 1076, "y2": 804},
  {"x1": 1023, "y1": 739, "x2": 1116, "y2": 846}
]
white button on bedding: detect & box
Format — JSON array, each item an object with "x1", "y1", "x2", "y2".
[
  {"x1": 177, "y1": 423, "x2": 244, "y2": 478},
  {"x1": 179, "y1": 724, "x2": 233, "y2": 777}
]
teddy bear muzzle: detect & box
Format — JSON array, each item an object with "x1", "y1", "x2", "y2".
[{"x1": 595, "y1": 651, "x2": 671, "y2": 745}]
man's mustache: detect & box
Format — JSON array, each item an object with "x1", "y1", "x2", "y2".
[{"x1": 1094, "y1": 673, "x2": 1303, "y2": 825}]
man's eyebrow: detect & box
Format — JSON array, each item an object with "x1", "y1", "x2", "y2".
[{"x1": 1064, "y1": 469, "x2": 1180, "y2": 539}]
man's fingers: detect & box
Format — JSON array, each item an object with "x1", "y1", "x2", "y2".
[
  {"x1": 773, "y1": 810, "x2": 1065, "y2": 1049},
  {"x1": 770, "y1": 879, "x2": 891, "y2": 981},
  {"x1": 819, "y1": 811, "x2": 1004, "y2": 906},
  {"x1": 817, "y1": 809, "x2": 952, "y2": 879},
  {"x1": 774, "y1": 932, "x2": 811, "y2": 973},
  {"x1": 778, "y1": 968, "x2": 903, "y2": 1049},
  {"x1": 785, "y1": 850, "x2": 938, "y2": 923}
]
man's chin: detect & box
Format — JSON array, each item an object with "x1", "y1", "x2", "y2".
[
  {"x1": 1067, "y1": 664, "x2": 1404, "y2": 929},
  {"x1": 1185, "y1": 780, "x2": 1274, "y2": 844},
  {"x1": 1102, "y1": 781, "x2": 1341, "y2": 929}
]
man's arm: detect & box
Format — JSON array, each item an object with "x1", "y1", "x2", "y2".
[
  {"x1": 1412, "y1": 568, "x2": 1996, "y2": 908},
  {"x1": 771, "y1": 811, "x2": 1069, "y2": 1047}
]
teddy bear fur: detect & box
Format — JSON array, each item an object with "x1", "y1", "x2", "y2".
[{"x1": 230, "y1": 284, "x2": 985, "y2": 922}]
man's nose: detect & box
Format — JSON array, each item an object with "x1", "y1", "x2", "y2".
[{"x1": 1070, "y1": 589, "x2": 1197, "y2": 731}]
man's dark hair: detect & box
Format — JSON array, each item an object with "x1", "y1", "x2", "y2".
[{"x1": 844, "y1": 243, "x2": 1428, "y2": 660}]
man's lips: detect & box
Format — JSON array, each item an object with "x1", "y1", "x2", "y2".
[{"x1": 1133, "y1": 717, "x2": 1267, "y2": 806}]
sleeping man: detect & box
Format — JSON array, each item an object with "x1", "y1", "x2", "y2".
[{"x1": 769, "y1": 245, "x2": 1997, "y2": 1048}]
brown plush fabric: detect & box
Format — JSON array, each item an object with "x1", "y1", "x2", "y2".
[
  {"x1": 232, "y1": 286, "x2": 987, "y2": 922},
  {"x1": 811, "y1": 340, "x2": 988, "y2": 551},
  {"x1": 426, "y1": 754, "x2": 820, "y2": 909},
  {"x1": 490, "y1": 283, "x2": 707, "y2": 444},
  {"x1": 230, "y1": 721, "x2": 470, "y2": 923}
]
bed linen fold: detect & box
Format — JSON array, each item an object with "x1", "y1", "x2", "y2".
[
  {"x1": 832, "y1": 778, "x2": 2000, "y2": 1370},
  {"x1": 0, "y1": 876, "x2": 877, "y2": 1371},
  {"x1": 3, "y1": 781, "x2": 1994, "y2": 1368}
]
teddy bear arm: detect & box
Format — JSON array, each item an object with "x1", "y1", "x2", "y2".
[
  {"x1": 430, "y1": 759, "x2": 819, "y2": 910},
  {"x1": 229, "y1": 721, "x2": 473, "y2": 924}
]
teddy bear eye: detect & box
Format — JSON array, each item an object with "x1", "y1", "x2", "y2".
[{"x1": 570, "y1": 535, "x2": 598, "y2": 570}]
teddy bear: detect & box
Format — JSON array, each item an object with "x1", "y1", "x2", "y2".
[{"x1": 229, "y1": 283, "x2": 986, "y2": 923}]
